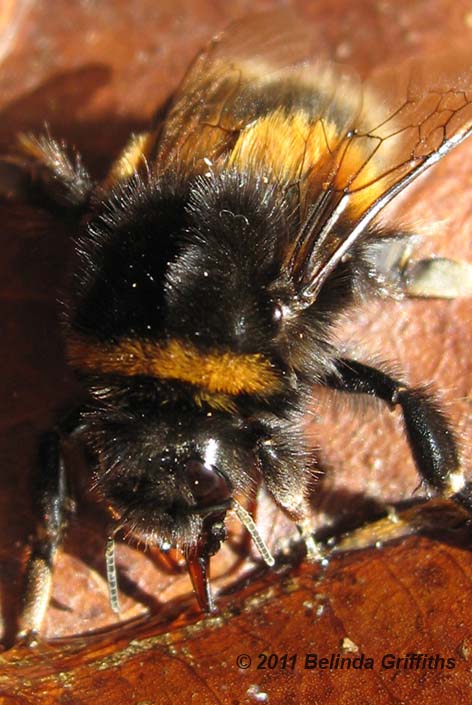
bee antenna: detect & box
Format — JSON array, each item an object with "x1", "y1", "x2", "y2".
[
  {"x1": 232, "y1": 500, "x2": 275, "y2": 567},
  {"x1": 105, "y1": 535, "x2": 121, "y2": 614}
]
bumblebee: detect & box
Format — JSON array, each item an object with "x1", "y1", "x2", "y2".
[{"x1": 8, "y1": 11, "x2": 472, "y2": 641}]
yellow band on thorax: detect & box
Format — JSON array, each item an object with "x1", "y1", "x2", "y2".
[{"x1": 66, "y1": 336, "x2": 282, "y2": 397}]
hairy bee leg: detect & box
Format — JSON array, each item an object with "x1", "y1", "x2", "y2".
[
  {"x1": 257, "y1": 435, "x2": 326, "y2": 560},
  {"x1": 1, "y1": 132, "x2": 93, "y2": 212},
  {"x1": 257, "y1": 439, "x2": 312, "y2": 519},
  {"x1": 322, "y1": 359, "x2": 472, "y2": 512},
  {"x1": 16, "y1": 431, "x2": 68, "y2": 645}
]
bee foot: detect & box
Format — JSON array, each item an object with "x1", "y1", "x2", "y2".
[{"x1": 297, "y1": 521, "x2": 326, "y2": 562}]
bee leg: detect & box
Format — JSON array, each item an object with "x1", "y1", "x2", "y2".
[
  {"x1": 322, "y1": 359, "x2": 472, "y2": 513},
  {"x1": 257, "y1": 435, "x2": 325, "y2": 561},
  {"x1": 364, "y1": 239, "x2": 472, "y2": 299},
  {"x1": 16, "y1": 431, "x2": 69, "y2": 645},
  {"x1": 0, "y1": 132, "x2": 93, "y2": 213},
  {"x1": 297, "y1": 519, "x2": 326, "y2": 561},
  {"x1": 402, "y1": 257, "x2": 472, "y2": 299},
  {"x1": 362, "y1": 238, "x2": 472, "y2": 299}
]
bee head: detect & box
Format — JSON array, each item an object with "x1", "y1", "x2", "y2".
[{"x1": 87, "y1": 408, "x2": 261, "y2": 611}]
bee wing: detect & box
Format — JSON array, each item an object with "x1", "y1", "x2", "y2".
[
  {"x1": 290, "y1": 49, "x2": 472, "y2": 305},
  {"x1": 154, "y1": 10, "x2": 316, "y2": 174}
]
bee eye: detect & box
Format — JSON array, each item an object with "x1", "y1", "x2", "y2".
[{"x1": 186, "y1": 459, "x2": 231, "y2": 506}]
